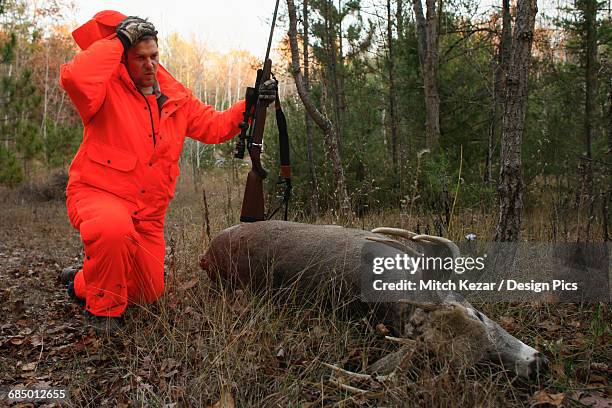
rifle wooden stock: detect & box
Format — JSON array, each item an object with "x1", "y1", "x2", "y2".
[
  {"x1": 240, "y1": 59, "x2": 272, "y2": 222},
  {"x1": 240, "y1": 170, "x2": 266, "y2": 222}
]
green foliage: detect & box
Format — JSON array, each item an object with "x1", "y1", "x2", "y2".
[
  {"x1": 1, "y1": 32, "x2": 15, "y2": 63},
  {"x1": 266, "y1": 0, "x2": 612, "y2": 224},
  {"x1": 44, "y1": 119, "x2": 81, "y2": 167},
  {"x1": 0, "y1": 144, "x2": 23, "y2": 187},
  {"x1": 0, "y1": 56, "x2": 42, "y2": 180},
  {"x1": 0, "y1": 0, "x2": 83, "y2": 187}
]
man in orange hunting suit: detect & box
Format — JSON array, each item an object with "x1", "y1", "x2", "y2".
[{"x1": 60, "y1": 11, "x2": 275, "y2": 332}]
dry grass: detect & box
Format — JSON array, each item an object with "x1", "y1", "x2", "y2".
[{"x1": 0, "y1": 169, "x2": 609, "y2": 407}]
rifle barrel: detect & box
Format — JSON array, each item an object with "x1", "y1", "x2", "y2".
[{"x1": 265, "y1": 0, "x2": 281, "y2": 62}]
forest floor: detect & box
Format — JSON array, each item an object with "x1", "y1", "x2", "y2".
[{"x1": 0, "y1": 170, "x2": 610, "y2": 407}]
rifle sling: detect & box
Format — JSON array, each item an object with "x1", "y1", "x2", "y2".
[{"x1": 267, "y1": 95, "x2": 292, "y2": 221}]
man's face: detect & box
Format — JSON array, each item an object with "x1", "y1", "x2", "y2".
[{"x1": 125, "y1": 39, "x2": 159, "y2": 89}]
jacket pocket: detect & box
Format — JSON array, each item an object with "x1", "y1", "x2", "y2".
[
  {"x1": 79, "y1": 142, "x2": 139, "y2": 201},
  {"x1": 86, "y1": 142, "x2": 137, "y2": 172},
  {"x1": 166, "y1": 163, "x2": 180, "y2": 199}
]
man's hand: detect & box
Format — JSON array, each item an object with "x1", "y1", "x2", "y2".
[
  {"x1": 258, "y1": 79, "x2": 278, "y2": 107},
  {"x1": 116, "y1": 16, "x2": 157, "y2": 50}
]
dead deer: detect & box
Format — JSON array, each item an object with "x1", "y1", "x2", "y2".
[{"x1": 200, "y1": 221, "x2": 548, "y2": 387}]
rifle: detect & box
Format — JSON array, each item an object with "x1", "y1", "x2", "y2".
[{"x1": 235, "y1": 0, "x2": 291, "y2": 222}]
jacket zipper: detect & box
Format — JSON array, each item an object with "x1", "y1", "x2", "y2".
[{"x1": 140, "y1": 91, "x2": 156, "y2": 147}]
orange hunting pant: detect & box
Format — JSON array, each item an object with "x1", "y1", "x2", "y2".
[{"x1": 66, "y1": 186, "x2": 165, "y2": 317}]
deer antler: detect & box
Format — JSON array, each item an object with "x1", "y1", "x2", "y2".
[
  {"x1": 371, "y1": 227, "x2": 418, "y2": 239},
  {"x1": 412, "y1": 234, "x2": 461, "y2": 260},
  {"x1": 365, "y1": 236, "x2": 422, "y2": 257},
  {"x1": 372, "y1": 227, "x2": 460, "y2": 260}
]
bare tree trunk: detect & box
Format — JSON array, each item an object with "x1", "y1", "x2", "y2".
[
  {"x1": 287, "y1": 0, "x2": 352, "y2": 220},
  {"x1": 604, "y1": 85, "x2": 612, "y2": 241},
  {"x1": 486, "y1": 0, "x2": 512, "y2": 184},
  {"x1": 323, "y1": 0, "x2": 343, "y2": 148},
  {"x1": 413, "y1": 0, "x2": 441, "y2": 150},
  {"x1": 499, "y1": 0, "x2": 513, "y2": 96},
  {"x1": 486, "y1": 56, "x2": 496, "y2": 184},
  {"x1": 201, "y1": 187, "x2": 211, "y2": 245},
  {"x1": 609, "y1": 84, "x2": 612, "y2": 155},
  {"x1": 235, "y1": 58, "x2": 242, "y2": 106},
  {"x1": 41, "y1": 42, "x2": 49, "y2": 166},
  {"x1": 225, "y1": 61, "x2": 232, "y2": 109},
  {"x1": 204, "y1": 72, "x2": 208, "y2": 102},
  {"x1": 387, "y1": 0, "x2": 399, "y2": 170},
  {"x1": 397, "y1": 0, "x2": 404, "y2": 41},
  {"x1": 55, "y1": 90, "x2": 65, "y2": 126},
  {"x1": 580, "y1": 0, "x2": 598, "y2": 241},
  {"x1": 303, "y1": 0, "x2": 319, "y2": 215},
  {"x1": 191, "y1": 141, "x2": 199, "y2": 194},
  {"x1": 337, "y1": 0, "x2": 348, "y2": 132},
  {"x1": 214, "y1": 80, "x2": 219, "y2": 110},
  {"x1": 495, "y1": 0, "x2": 537, "y2": 242}
]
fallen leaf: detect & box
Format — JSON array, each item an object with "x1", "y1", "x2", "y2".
[
  {"x1": 21, "y1": 362, "x2": 36, "y2": 371},
  {"x1": 531, "y1": 390, "x2": 564, "y2": 407},
  {"x1": 30, "y1": 335, "x2": 43, "y2": 347},
  {"x1": 551, "y1": 363, "x2": 565, "y2": 378},
  {"x1": 579, "y1": 392, "x2": 612, "y2": 408},
  {"x1": 19, "y1": 327, "x2": 33, "y2": 336},
  {"x1": 161, "y1": 358, "x2": 180, "y2": 372},
  {"x1": 376, "y1": 323, "x2": 390, "y2": 336},
  {"x1": 180, "y1": 278, "x2": 199, "y2": 291},
  {"x1": 500, "y1": 316, "x2": 516, "y2": 331},
  {"x1": 537, "y1": 320, "x2": 560, "y2": 332},
  {"x1": 591, "y1": 362, "x2": 610, "y2": 373},
  {"x1": 589, "y1": 374, "x2": 608, "y2": 384},
  {"x1": 184, "y1": 306, "x2": 201, "y2": 317},
  {"x1": 9, "y1": 336, "x2": 25, "y2": 345},
  {"x1": 569, "y1": 334, "x2": 587, "y2": 348}
]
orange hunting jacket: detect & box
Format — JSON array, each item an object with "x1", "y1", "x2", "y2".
[{"x1": 61, "y1": 32, "x2": 245, "y2": 220}]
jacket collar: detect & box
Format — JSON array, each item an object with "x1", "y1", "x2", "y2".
[{"x1": 118, "y1": 63, "x2": 188, "y2": 103}]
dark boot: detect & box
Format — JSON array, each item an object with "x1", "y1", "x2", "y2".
[
  {"x1": 67, "y1": 281, "x2": 85, "y2": 307},
  {"x1": 84, "y1": 310, "x2": 125, "y2": 335},
  {"x1": 60, "y1": 265, "x2": 81, "y2": 284}
]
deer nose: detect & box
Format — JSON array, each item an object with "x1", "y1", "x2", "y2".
[{"x1": 529, "y1": 352, "x2": 549, "y2": 378}]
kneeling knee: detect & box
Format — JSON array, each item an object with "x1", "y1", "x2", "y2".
[{"x1": 82, "y1": 215, "x2": 136, "y2": 245}]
